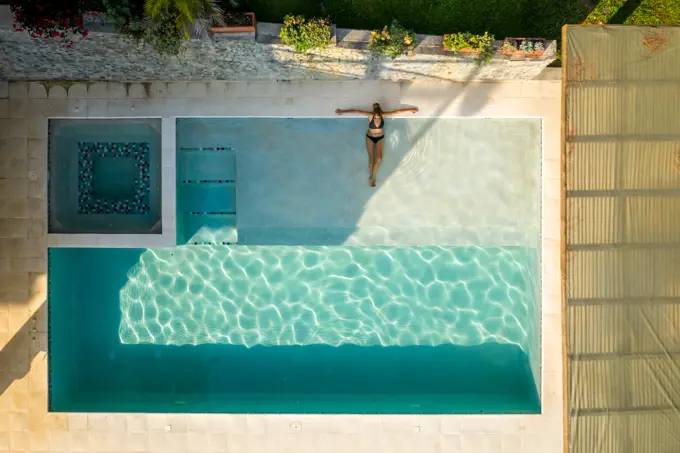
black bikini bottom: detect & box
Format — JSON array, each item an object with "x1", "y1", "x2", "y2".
[{"x1": 366, "y1": 134, "x2": 384, "y2": 143}]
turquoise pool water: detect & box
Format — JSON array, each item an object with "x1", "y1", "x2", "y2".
[
  {"x1": 49, "y1": 245, "x2": 539, "y2": 413},
  {"x1": 48, "y1": 117, "x2": 542, "y2": 414}
]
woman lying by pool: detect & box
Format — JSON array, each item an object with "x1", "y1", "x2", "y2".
[{"x1": 335, "y1": 103, "x2": 419, "y2": 187}]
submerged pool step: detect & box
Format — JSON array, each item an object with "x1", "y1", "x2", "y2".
[
  {"x1": 179, "y1": 181, "x2": 236, "y2": 215},
  {"x1": 181, "y1": 213, "x2": 238, "y2": 245},
  {"x1": 178, "y1": 148, "x2": 236, "y2": 182},
  {"x1": 177, "y1": 147, "x2": 239, "y2": 246}
]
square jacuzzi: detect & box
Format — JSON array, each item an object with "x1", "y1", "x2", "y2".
[{"x1": 48, "y1": 119, "x2": 162, "y2": 234}]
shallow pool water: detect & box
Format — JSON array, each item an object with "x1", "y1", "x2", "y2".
[{"x1": 117, "y1": 245, "x2": 533, "y2": 348}]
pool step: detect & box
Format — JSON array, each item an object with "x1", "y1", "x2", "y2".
[
  {"x1": 182, "y1": 213, "x2": 238, "y2": 245},
  {"x1": 178, "y1": 148, "x2": 235, "y2": 182},
  {"x1": 179, "y1": 181, "x2": 236, "y2": 214},
  {"x1": 177, "y1": 147, "x2": 238, "y2": 246}
]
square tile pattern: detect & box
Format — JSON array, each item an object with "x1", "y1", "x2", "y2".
[
  {"x1": 0, "y1": 80, "x2": 563, "y2": 453},
  {"x1": 77, "y1": 142, "x2": 151, "y2": 215}
]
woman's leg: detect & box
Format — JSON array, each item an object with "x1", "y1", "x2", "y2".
[
  {"x1": 365, "y1": 136, "x2": 375, "y2": 184},
  {"x1": 370, "y1": 138, "x2": 384, "y2": 187}
]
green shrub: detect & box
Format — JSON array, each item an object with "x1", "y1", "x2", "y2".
[
  {"x1": 368, "y1": 20, "x2": 417, "y2": 59},
  {"x1": 443, "y1": 32, "x2": 495, "y2": 63},
  {"x1": 103, "y1": 0, "x2": 148, "y2": 42},
  {"x1": 280, "y1": 15, "x2": 332, "y2": 53}
]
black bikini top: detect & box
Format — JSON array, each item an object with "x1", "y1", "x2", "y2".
[{"x1": 369, "y1": 114, "x2": 383, "y2": 129}]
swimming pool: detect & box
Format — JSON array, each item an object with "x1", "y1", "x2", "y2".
[{"x1": 49, "y1": 117, "x2": 542, "y2": 414}]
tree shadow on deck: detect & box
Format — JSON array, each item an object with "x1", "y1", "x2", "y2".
[{"x1": 0, "y1": 303, "x2": 47, "y2": 397}]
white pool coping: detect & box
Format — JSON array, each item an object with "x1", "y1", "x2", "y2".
[{"x1": 0, "y1": 80, "x2": 562, "y2": 453}]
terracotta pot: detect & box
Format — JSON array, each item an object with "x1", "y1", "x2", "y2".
[
  {"x1": 442, "y1": 34, "x2": 481, "y2": 53},
  {"x1": 503, "y1": 50, "x2": 545, "y2": 56},
  {"x1": 502, "y1": 37, "x2": 546, "y2": 56},
  {"x1": 210, "y1": 12, "x2": 256, "y2": 34},
  {"x1": 441, "y1": 34, "x2": 450, "y2": 52}
]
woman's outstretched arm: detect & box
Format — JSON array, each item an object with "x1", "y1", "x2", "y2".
[
  {"x1": 382, "y1": 107, "x2": 419, "y2": 116},
  {"x1": 335, "y1": 108, "x2": 372, "y2": 115}
]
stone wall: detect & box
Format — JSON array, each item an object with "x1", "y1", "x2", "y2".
[{"x1": 0, "y1": 6, "x2": 556, "y2": 82}]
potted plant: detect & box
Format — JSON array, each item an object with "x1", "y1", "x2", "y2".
[
  {"x1": 210, "y1": 11, "x2": 256, "y2": 39},
  {"x1": 368, "y1": 20, "x2": 418, "y2": 59},
  {"x1": 502, "y1": 38, "x2": 547, "y2": 57},
  {"x1": 442, "y1": 32, "x2": 495, "y2": 63},
  {"x1": 279, "y1": 15, "x2": 332, "y2": 53}
]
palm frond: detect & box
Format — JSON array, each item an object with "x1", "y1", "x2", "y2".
[
  {"x1": 143, "y1": 0, "x2": 225, "y2": 41},
  {"x1": 193, "y1": 0, "x2": 225, "y2": 39},
  {"x1": 144, "y1": 0, "x2": 168, "y2": 18}
]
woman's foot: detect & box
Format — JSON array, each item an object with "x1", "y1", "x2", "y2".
[{"x1": 370, "y1": 177, "x2": 376, "y2": 187}]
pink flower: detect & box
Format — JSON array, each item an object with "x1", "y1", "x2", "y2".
[{"x1": 82, "y1": 30, "x2": 89, "y2": 38}]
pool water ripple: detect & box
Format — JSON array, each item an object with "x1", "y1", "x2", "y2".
[{"x1": 119, "y1": 245, "x2": 537, "y2": 349}]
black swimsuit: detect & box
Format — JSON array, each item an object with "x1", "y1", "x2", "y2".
[{"x1": 366, "y1": 114, "x2": 384, "y2": 143}]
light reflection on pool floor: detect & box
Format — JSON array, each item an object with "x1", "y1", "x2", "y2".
[{"x1": 118, "y1": 245, "x2": 536, "y2": 350}]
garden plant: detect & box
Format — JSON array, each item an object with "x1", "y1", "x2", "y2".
[
  {"x1": 12, "y1": 0, "x2": 225, "y2": 56},
  {"x1": 279, "y1": 15, "x2": 332, "y2": 53},
  {"x1": 443, "y1": 32, "x2": 495, "y2": 64},
  {"x1": 368, "y1": 20, "x2": 417, "y2": 59}
]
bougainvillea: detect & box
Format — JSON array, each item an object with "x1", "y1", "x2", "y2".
[{"x1": 10, "y1": 0, "x2": 93, "y2": 47}]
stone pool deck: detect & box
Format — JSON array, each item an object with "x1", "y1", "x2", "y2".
[{"x1": 0, "y1": 80, "x2": 562, "y2": 453}]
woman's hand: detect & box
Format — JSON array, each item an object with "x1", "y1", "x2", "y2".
[
  {"x1": 335, "y1": 109, "x2": 344, "y2": 115},
  {"x1": 411, "y1": 107, "x2": 419, "y2": 113}
]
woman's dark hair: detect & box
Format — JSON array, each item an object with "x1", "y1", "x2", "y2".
[{"x1": 372, "y1": 103, "x2": 383, "y2": 116}]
